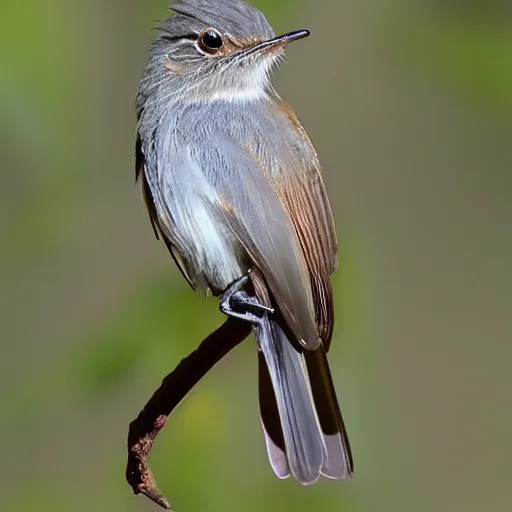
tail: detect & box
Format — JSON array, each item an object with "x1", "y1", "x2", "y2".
[{"x1": 256, "y1": 314, "x2": 353, "y2": 484}]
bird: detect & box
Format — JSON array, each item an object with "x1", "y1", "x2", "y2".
[{"x1": 135, "y1": 0, "x2": 353, "y2": 485}]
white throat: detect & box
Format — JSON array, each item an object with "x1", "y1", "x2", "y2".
[
  {"x1": 209, "y1": 86, "x2": 267, "y2": 102},
  {"x1": 208, "y1": 57, "x2": 276, "y2": 103}
]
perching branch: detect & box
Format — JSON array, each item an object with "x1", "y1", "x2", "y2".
[{"x1": 126, "y1": 317, "x2": 252, "y2": 510}]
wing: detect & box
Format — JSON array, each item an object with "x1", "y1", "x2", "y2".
[
  {"x1": 136, "y1": 133, "x2": 159, "y2": 240},
  {"x1": 192, "y1": 135, "x2": 320, "y2": 349},
  {"x1": 276, "y1": 161, "x2": 337, "y2": 349},
  {"x1": 250, "y1": 101, "x2": 339, "y2": 349},
  {"x1": 136, "y1": 133, "x2": 199, "y2": 291},
  {"x1": 141, "y1": 129, "x2": 320, "y2": 350}
]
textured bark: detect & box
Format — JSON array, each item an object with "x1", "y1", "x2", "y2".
[{"x1": 126, "y1": 317, "x2": 252, "y2": 509}]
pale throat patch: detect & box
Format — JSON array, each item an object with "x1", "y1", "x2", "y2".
[
  {"x1": 209, "y1": 86, "x2": 267, "y2": 102},
  {"x1": 208, "y1": 56, "x2": 277, "y2": 103}
]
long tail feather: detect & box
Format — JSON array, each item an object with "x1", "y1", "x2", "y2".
[
  {"x1": 257, "y1": 315, "x2": 353, "y2": 483},
  {"x1": 305, "y1": 348, "x2": 353, "y2": 478},
  {"x1": 256, "y1": 314, "x2": 324, "y2": 484},
  {"x1": 258, "y1": 353, "x2": 290, "y2": 479}
]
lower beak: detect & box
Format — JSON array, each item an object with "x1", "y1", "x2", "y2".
[{"x1": 243, "y1": 29, "x2": 310, "y2": 56}]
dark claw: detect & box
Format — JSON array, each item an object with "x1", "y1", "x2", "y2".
[
  {"x1": 219, "y1": 273, "x2": 274, "y2": 324},
  {"x1": 231, "y1": 292, "x2": 274, "y2": 314}
]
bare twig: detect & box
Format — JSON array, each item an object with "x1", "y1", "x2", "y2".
[{"x1": 126, "y1": 317, "x2": 252, "y2": 510}]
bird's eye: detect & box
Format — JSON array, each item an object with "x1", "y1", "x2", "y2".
[{"x1": 197, "y1": 29, "x2": 224, "y2": 54}]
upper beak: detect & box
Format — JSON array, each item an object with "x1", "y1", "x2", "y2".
[{"x1": 242, "y1": 29, "x2": 310, "y2": 56}]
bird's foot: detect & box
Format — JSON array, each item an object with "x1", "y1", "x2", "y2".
[{"x1": 219, "y1": 272, "x2": 273, "y2": 325}]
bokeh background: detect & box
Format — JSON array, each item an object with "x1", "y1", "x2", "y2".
[{"x1": 1, "y1": 1, "x2": 511, "y2": 511}]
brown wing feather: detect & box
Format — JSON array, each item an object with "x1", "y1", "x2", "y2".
[
  {"x1": 267, "y1": 102, "x2": 338, "y2": 350},
  {"x1": 278, "y1": 169, "x2": 337, "y2": 349}
]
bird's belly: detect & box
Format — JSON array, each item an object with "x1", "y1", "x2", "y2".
[{"x1": 172, "y1": 201, "x2": 245, "y2": 296}]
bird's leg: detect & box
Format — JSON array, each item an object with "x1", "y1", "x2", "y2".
[{"x1": 219, "y1": 273, "x2": 274, "y2": 325}]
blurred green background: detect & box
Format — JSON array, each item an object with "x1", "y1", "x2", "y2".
[{"x1": 1, "y1": 1, "x2": 511, "y2": 511}]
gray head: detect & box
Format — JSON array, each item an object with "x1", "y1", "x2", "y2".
[{"x1": 139, "y1": 0, "x2": 309, "y2": 105}]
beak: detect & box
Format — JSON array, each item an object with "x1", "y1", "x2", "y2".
[{"x1": 242, "y1": 29, "x2": 310, "y2": 56}]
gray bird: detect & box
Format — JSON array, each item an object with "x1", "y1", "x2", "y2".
[{"x1": 136, "y1": 0, "x2": 353, "y2": 484}]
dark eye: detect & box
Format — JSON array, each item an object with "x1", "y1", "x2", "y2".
[{"x1": 198, "y1": 28, "x2": 223, "y2": 54}]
